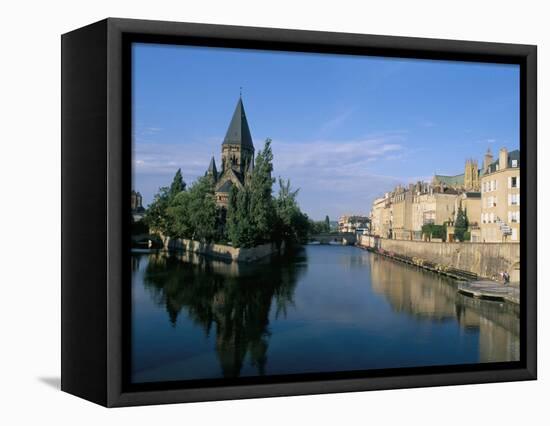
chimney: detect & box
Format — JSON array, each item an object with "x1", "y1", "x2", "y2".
[
  {"x1": 484, "y1": 148, "x2": 493, "y2": 172},
  {"x1": 499, "y1": 147, "x2": 508, "y2": 171}
]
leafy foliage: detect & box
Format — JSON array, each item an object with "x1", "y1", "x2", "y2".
[
  {"x1": 144, "y1": 185, "x2": 171, "y2": 234},
  {"x1": 421, "y1": 223, "x2": 447, "y2": 241},
  {"x1": 169, "y1": 168, "x2": 186, "y2": 197},
  {"x1": 226, "y1": 139, "x2": 278, "y2": 248},
  {"x1": 226, "y1": 184, "x2": 256, "y2": 248},
  {"x1": 168, "y1": 175, "x2": 218, "y2": 242},
  {"x1": 454, "y1": 206, "x2": 469, "y2": 242},
  {"x1": 308, "y1": 219, "x2": 331, "y2": 235},
  {"x1": 145, "y1": 169, "x2": 187, "y2": 235},
  {"x1": 248, "y1": 138, "x2": 276, "y2": 244},
  {"x1": 273, "y1": 178, "x2": 309, "y2": 245},
  {"x1": 146, "y1": 139, "x2": 309, "y2": 248}
]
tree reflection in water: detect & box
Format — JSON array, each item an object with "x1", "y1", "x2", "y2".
[{"x1": 142, "y1": 249, "x2": 305, "y2": 378}]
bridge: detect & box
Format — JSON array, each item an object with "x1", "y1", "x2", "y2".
[{"x1": 308, "y1": 232, "x2": 357, "y2": 245}]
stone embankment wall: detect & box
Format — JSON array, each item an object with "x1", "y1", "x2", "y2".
[
  {"x1": 358, "y1": 235, "x2": 520, "y2": 279},
  {"x1": 163, "y1": 236, "x2": 282, "y2": 262}
]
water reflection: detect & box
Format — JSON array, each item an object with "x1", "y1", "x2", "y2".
[
  {"x1": 131, "y1": 245, "x2": 519, "y2": 383},
  {"x1": 369, "y1": 255, "x2": 519, "y2": 362},
  {"x1": 141, "y1": 250, "x2": 305, "y2": 377}
]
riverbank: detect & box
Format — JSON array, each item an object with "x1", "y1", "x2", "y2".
[
  {"x1": 358, "y1": 235, "x2": 520, "y2": 281},
  {"x1": 162, "y1": 236, "x2": 284, "y2": 262},
  {"x1": 358, "y1": 243, "x2": 479, "y2": 281},
  {"x1": 357, "y1": 236, "x2": 520, "y2": 306}
]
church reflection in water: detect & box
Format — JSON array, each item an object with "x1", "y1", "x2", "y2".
[
  {"x1": 133, "y1": 246, "x2": 519, "y2": 381},
  {"x1": 368, "y1": 255, "x2": 519, "y2": 363},
  {"x1": 141, "y1": 250, "x2": 306, "y2": 378}
]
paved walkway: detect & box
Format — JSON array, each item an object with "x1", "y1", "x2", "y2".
[{"x1": 458, "y1": 280, "x2": 519, "y2": 305}]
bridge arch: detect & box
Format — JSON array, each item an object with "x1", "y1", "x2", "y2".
[{"x1": 309, "y1": 232, "x2": 357, "y2": 245}]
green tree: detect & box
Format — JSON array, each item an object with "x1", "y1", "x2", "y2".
[
  {"x1": 169, "y1": 168, "x2": 186, "y2": 197},
  {"x1": 274, "y1": 178, "x2": 309, "y2": 245},
  {"x1": 167, "y1": 175, "x2": 218, "y2": 242},
  {"x1": 188, "y1": 175, "x2": 218, "y2": 242},
  {"x1": 454, "y1": 206, "x2": 469, "y2": 242},
  {"x1": 145, "y1": 169, "x2": 187, "y2": 236},
  {"x1": 324, "y1": 215, "x2": 331, "y2": 233},
  {"x1": 248, "y1": 138, "x2": 276, "y2": 244},
  {"x1": 144, "y1": 186, "x2": 171, "y2": 234},
  {"x1": 226, "y1": 139, "x2": 276, "y2": 248},
  {"x1": 226, "y1": 185, "x2": 255, "y2": 247}
]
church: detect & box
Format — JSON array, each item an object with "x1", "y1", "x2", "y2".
[
  {"x1": 205, "y1": 96, "x2": 255, "y2": 208},
  {"x1": 432, "y1": 157, "x2": 482, "y2": 192}
]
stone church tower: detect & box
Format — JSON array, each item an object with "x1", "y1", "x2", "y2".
[
  {"x1": 464, "y1": 159, "x2": 480, "y2": 191},
  {"x1": 220, "y1": 97, "x2": 255, "y2": 175},
  {"x1": 206, "y1": 97, "x2": 255, "y2": 207}
]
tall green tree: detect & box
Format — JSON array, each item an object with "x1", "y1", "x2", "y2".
[
  {"x1": 169, "y1": 168, "x2": 186, "y2": 197},
  {"x1": 454, "y1": 206, "x2": 469, "y2": 242},
  {"x1": 226, "y1": 185, "x2": 255, "y2": 247},
  {"x1": 226, "y1": 139, "x2": 276, "y2": 248},
  {"x1": 248, "y1": 138, "x2": 276, "y2": 244},
  {"x1": 324, "y1": 215, "x2": 331, "y2": 233}
]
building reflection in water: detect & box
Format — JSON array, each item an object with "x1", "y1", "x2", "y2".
[
  {"x1": 142, "y1": 249, "x2": 306, "y2": 378},
  {"x1": 135, "y1": 247, "x2": 519, "y2": 381},
  {"x1": 368, "y1": 255, "x2": 519, "y2": 362}
]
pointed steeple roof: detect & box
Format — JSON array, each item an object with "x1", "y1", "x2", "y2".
[
  {"x1": 222, "y1": 97, "x2": 254, "y2": 149},
  {"x1": 207, "y1": 156, "x2": 217, "y2": 176}
]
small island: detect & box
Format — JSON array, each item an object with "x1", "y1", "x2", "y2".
[{"x1": 135, "y1": 97, "x2": 319, "y2": 262}]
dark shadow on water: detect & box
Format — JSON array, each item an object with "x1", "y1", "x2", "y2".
[
  {"x1": 140, "y1": 249, "x2": 306, "y2": 378},
  {"x1": 38, "y1": 376, "x2": 61, "y2": 390}
]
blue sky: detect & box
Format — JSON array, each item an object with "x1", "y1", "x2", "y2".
[{"x1": 132, "y1": 43, "x2": 519, "y2": 220}]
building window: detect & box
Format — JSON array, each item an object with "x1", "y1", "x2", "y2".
[
  {"x1": 512, "y1": 159, "x2": 518, "y2": 168},
  {"x1": 509, "y1": 211, "x2": 520, "y2": 223},
  {"x1": 489, "y1": 213, "x2": 494, "y2": 223},
  {"x1": 486, "y1": 196, "x2": 496, "y2": 208},
  {"x1": 511, "y1": 176, "x2": 518, "y2": 188}
]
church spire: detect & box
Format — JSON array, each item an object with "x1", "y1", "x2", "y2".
[
  {"x1": 207, "y1": 156, "x2": 217, "y2": 179},
  {"x1": 222, "y1": 97, "x2": 254, "y2": 149}
]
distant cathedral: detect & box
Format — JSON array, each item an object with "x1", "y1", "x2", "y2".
[
  {"x1": 206, "y1": 96, "x2": 255, "y2": 207},
  {"x1": 432, "y1": 156, "x2": 483, "y2": 192}
]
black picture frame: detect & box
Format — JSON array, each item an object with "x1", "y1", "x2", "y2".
[{"x1": 61, "y1": 17, "x2": 537, "y2": 407}]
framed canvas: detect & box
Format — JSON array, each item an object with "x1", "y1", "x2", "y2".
[{"x1": 61, "y1": 18, "x2": 537, "y2": 407}]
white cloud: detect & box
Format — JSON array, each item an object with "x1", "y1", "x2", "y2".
[
  {"x1": 271, "y1": 135, "x2": 404, "y2": 173},
  {"x1": 318, "y1": 108, "x2": 356, "y2": 135},
  {"x1": 133, "y1": 133, "x2": 411, "y2": 219}
]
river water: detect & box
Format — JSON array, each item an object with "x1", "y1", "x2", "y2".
[{"x1": 131, "y1": 244, "x2": 519, "y2": 384}]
